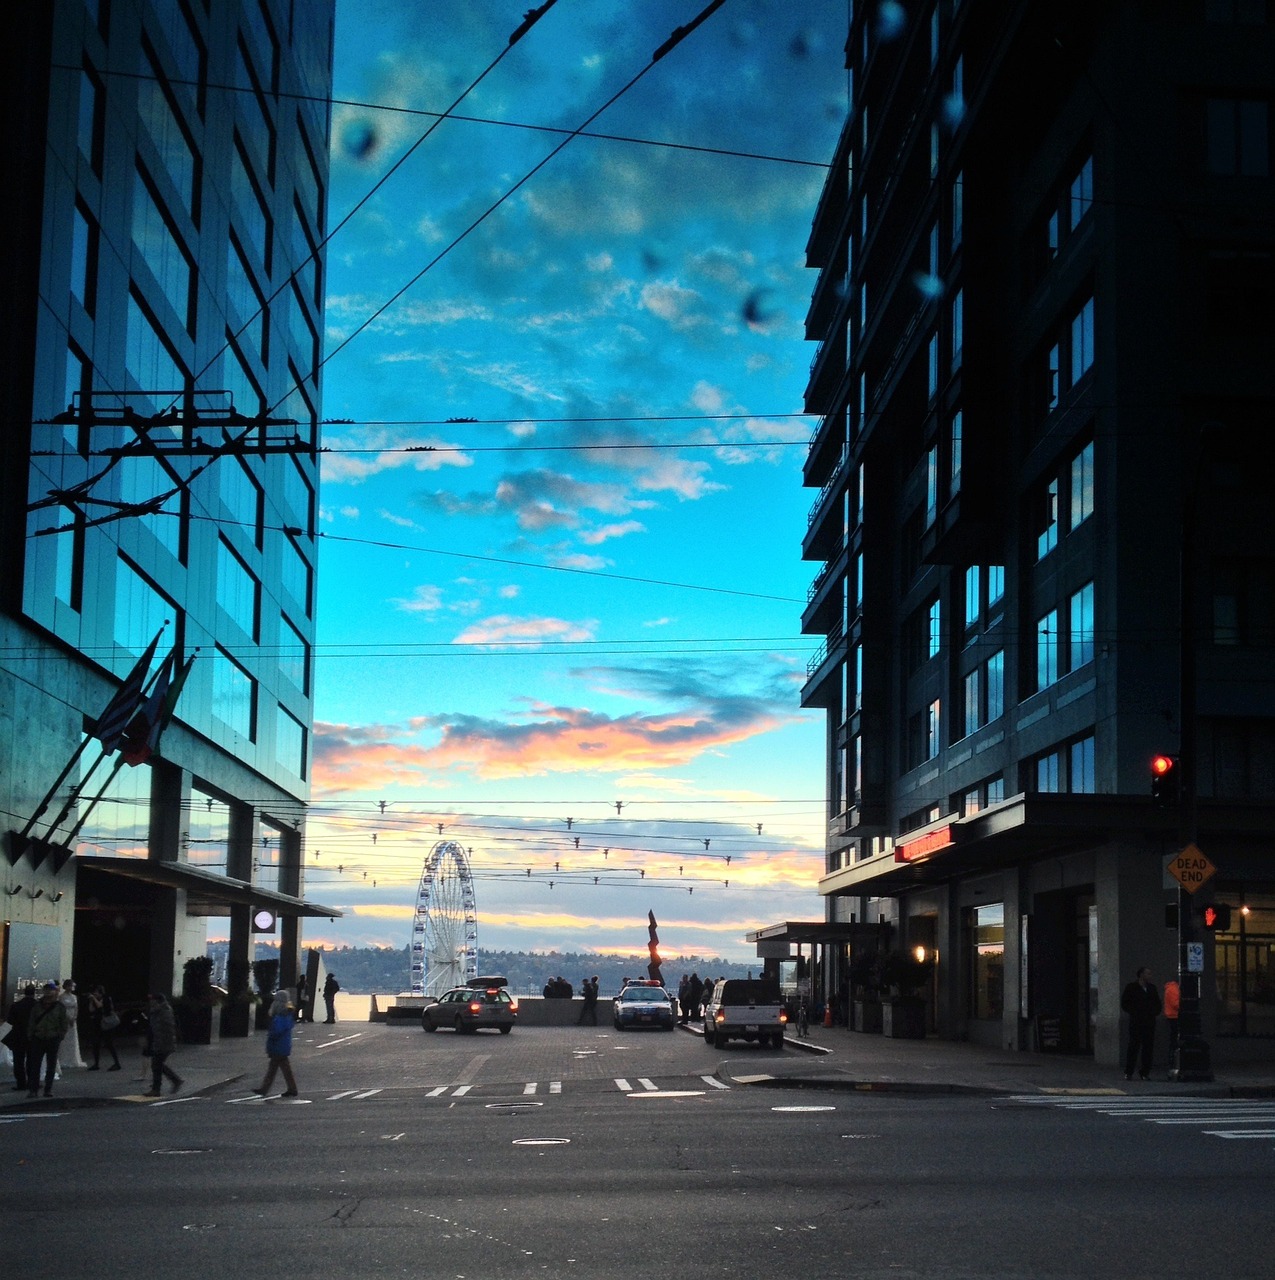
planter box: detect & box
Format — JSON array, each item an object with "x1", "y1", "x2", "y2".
[
  {"x1": 882, "y1": 997, "x2": 926, "y2": 1039},
  {"x1": 853, "y1": 998, "x2": 883, "y2": 1033}
]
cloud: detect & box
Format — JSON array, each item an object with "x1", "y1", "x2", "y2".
[
  {"x1": 391, "y1": 584, "x2": 444, "y2": 613},
  {"x1": 321, "y1": 425, "x2": 474, "y2": 485},
  {"x1": 579, "y1": 520, "x2": 645, "y2": 545},
  {"x1": 452, "y1": 614, "x2": 597, "y2": 646}
]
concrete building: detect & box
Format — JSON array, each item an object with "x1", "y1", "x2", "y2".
[
  {"x1": 798, "y1": 2, "x2": 1275, "y2": 1067},
  {"x1": 0, "y1": 0, "x2": 339, "y2": 1014}
]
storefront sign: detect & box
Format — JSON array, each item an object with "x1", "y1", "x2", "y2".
[{"x1": 895, "y1": 825, "x2": 954, "y2": 863}]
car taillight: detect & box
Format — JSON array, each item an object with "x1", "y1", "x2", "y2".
[
  {"x1": 509, "y1": 998, "x2": 518, "y2": 1011},
  {"x1": 469, "y1": 1001, "x2": 482, "y2": 1013},
  {"x1": 714, "y1": 1010, "x2": 725, "y2": 1023},
  {"x1": 779, "y1": 1011, "x2": 788, "y2": 1024}
]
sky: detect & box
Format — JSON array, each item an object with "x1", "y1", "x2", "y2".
[{"x1": 299, "y1": 0, "x2": 849, "y2": 966}]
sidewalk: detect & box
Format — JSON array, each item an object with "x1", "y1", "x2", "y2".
[
  {"x1": 714, "y1": 1022, "x2": 1275, "y2": 1098},
  {"x1": 5, "y1": 1020, "x2": 1274, "y2": 1110}
]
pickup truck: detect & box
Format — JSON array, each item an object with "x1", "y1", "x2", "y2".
[{"x1": 702, "y1": 978, "x2": 787, "y2": 1048}]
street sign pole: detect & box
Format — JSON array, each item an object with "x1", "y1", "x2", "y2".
[{"x1": 1166, "y1": 846, "x2": 1215, "y2": 1082}]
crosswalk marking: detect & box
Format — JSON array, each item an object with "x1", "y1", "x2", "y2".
[
  {"x1": 549, "y1": 1080, "x2": 562, "y2": 1094},
  {"x1": 523, "y1": 1082, "x2": 538, "y2": 1095},
  {"x1": 426, "y1": 1086, "x2": 448, "y2": 1097},
  {"x1": 229, "y1": 1075, "x2": 733, "y2": 1104},
  {"x1": 637, "y1": 1078, "x2": 658, "y2": 1091},
  {"x1": 1006, "y1": 1095, "x2": 1275, "y2": 1146},
  {"x1": 701, "y1": 1075, "x2": 730, "y2": 1090},
  {"x1": 614, "y1": 1077, "x2": 632, "y2": 1092}
]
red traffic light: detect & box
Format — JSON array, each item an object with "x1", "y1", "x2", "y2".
[
  {"x1": 1151, "y1": 754, "x2": 1175, "y2": 778},
  {"x1": 1150, "y1": 753, "x2": 1180, "y2": 807}
]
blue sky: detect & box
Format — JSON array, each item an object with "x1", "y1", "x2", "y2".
[{"x1": 302, "y1": 1, "x2": 848, "y2": 963}]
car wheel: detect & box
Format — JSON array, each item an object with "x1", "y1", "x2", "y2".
[
  {"x1": 703, "y1": 1027, "x2": 716, "y2": 1047},
  {"x1": 771, "y1": 1032, "x2": 784, "y2": 1049},
  {"x1": 454, "y1": 1015, "x2": 467, "y2": 1034},
  {"x1": 422, "y1": 1015, "x2": 437, "y2": 1032},
  {"x1": 614, "y1": 1018, "x2": 622, "y2": 1029},
  {"x1": 499, "y1": 1024, "x2": 512, "y2": 1034}
]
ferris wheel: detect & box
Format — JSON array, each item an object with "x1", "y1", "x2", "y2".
[{"x1": 409, "y1": 840, "x2": 478, "y2": 997}]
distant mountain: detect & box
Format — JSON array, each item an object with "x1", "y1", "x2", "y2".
[{"x1": 209, "y1": 941, "x2": 762, "y2": 997}]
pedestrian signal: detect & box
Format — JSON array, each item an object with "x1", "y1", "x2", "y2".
[{"x1": 1198, "y1": 903, "x2": 1231, "y2": 931}]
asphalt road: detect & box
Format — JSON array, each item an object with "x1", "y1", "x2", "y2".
[{"x1": 5, "y1": 1024, "x2": 1275, "y2": 1278}]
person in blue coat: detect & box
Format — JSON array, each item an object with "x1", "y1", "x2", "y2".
[{"x1": 254, "y1": 990, "x2": 299, "y2": 1098}]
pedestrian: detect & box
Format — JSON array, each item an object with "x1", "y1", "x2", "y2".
[
  {"x1": 296, "y1": 973, "x2": 309, "y2": 1022},
  {"x1": 86, "y1": 985, "x2": 122, "y2": 1071},
  {"x1": 677, "y1": 974, "x2": 690, "y2": 1023},
  {"x1": 59, "y1": 979, "x2": 85, "y2": 1070},
  {"x1": 1162, "y1": 977, "x2": 1181, "y2": 1061},
  {"x1": 322, "y1": 972, "x2": 339, "y2": 1023},
  {"x1": 576, "y1": 976, "x2": 599, "y2": 1025},
  {"x1": 1121, "y1": 966, "x2": 1161, "y2": 1081},
  {"x1": 143, "y1": 993, "x2": 183, "y2": 1096},
  {"x1": 254, "y1": 990, "x2": 299, "y2": 1098},
  {"x1": 26, "y1": 981, "x2": 70, "y2": 1098},
  {"x1": 4, "y1": 983, "x2": 38, "y2": 1091},
  {"x1": 687, "y1": 972, "x2": 704, "y2": 1023}
]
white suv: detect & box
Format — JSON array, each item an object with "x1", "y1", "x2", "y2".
[{"x1": 702, "y1": 979, "x2": 787, "y2": 1048}]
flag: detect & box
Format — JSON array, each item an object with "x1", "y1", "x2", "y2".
[
  {"x1": 91, "y1": 628, "x2": 163, "y2": 751},
  {"x1": 120, "y1": 648, "x2": 195, "y2": 767}
]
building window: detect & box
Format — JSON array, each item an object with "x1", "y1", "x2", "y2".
[
  {"x1": 1206, "y1": 97, "x2": 1271, "y2": 177},
  {"x1": 1070, "y1": 441, "x2": 1095, "y2": 529},
  {"x1": 949, "y1": 409, "x2": 962, "y2": 496},
  {"x1": 926, "y1": 446, "x2": 939, "y2": 526},
  {"x1": 78, "y1": 63, "x2": 105, "y2": 175},
  {"x1": 113, "y1": 558, "x2": 173, "y2": 661},
  {"x1": 219, "y1": 457, "x2": 263, "y2": 542},
  {"x1": 133, "y1": 166, "x2": 194, "y2": 333},
  {"x1": 137, "y1": 49, "x2": 198, "y2": 218},
  {"x1": 1211, "y1": 559, "x2": 1275, "y2": 646},
  {"x1": 1070, "y1": 156, "x2": 1094, "y2": 227},
  {"x1": 951, "y1": 170, "x2": 963, "y2": 249},
  {"x1": 1070, "y1": 296, "x2": 1095, "y2": 384},
  {"x1": 216, "y1": 537, "x2": 260, "y2": 639},
  {"x1": 1036, "y1": 751, "x2": 1061, "y2": 793},
  {"x1": 963, "y1": 667, "x2": 981, "y2": 737},
  {"x1": 1037, "y1": 476, "x2": 1060, "y2": 560},
  {"x1": 927, "y1": 699, "x2": 942, "y2": 760},
  {"x1": 964, "y1": 565, "x2": 981, "y2": 628},
  {"x1": 281, "y1": 532, "x2": 312, "y2": 617},
  {"x1": 1069, "y1": 582, "x2": 1095, "y2": 670},
  {"x1": 988, "y1": 564, "x2": 1005, "y2": 608},
  {"x1": 928, "y1": 596, "x2": 942, "y2": 659},
  {"x1": 986, "y1": 649, "x2": 1005, "y2": 722},
  {"x1": 928, "y1": 332, "x2": 940, "y2": 399},
  {"x1": 281, "y1": 613, "x2": 310, "y2": 696},
  {"x1": 1204, "y1": 0, "x2": 1270, "y2": 20},
  {"x1": 276, "y1": 705, "x2": 307, "y2": 778},
  {"x1": 1071, "y1": 735, "x2": 1096, "y2": 793},
  {"x1": 212, "y1": 647, "x2": 256, "y2": 741},
  {"x1": 1037, "y1": 609, "x2": 1059, "y2": 690},
  {"x1": 968, "y1": 903, "x2": 1004, "y2": 1020},
  {"x1": 71, "y1": 203, "x2": 98, "y2": 316},
  {"x1": 950, "y1": 287, "x2": 964, "y2": 365},
  {"x1": 125, "y1": 292, "x2": 186, "y2": 413}
]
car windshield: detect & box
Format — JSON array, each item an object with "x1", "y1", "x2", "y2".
[{"x1": 621, "y1": 988, "x2": 668, "y2": 1003}]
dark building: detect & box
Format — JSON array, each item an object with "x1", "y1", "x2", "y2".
[
  {"x1": 798, "y1": 1, "x2": 1275, "y2": 1066},
  {"x1": 0, "y1": 0, "x2": 339, "y2": 1011}
]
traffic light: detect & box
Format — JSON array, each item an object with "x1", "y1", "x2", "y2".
[
  {"x1": 1150, "y1": 754, "x2": 1179, "y2": 808},
  {"x1": 1198, "y1": 902, "x2": 1232, "y2": 932}
]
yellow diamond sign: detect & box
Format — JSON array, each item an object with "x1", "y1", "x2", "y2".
[{"x1": 1166, "y1": 845, "x2": 1217, "y2": 894}]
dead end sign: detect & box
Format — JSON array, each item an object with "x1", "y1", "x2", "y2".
[{"x1": 1167, "y1": 845, "x2": 1218, "y2": 894}]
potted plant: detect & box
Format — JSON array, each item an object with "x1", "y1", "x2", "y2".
[
  {"x1": 175, "y1": 955, "x2": 218, "y2": 1044},
  {"x1": 851, "y1": 952, "x2": 884, "y2": 1033},
  {"x1": 219, "y1": 958, "x2": 253, "y2": 1038},
  {"x1": 881, "y1": 951, "x2": 931, "y2": 1039}
]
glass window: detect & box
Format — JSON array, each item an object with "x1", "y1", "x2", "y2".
[
  {"x1": 926, "y1": 446, "x2": 938, "y2": 525},
  {"x1": 987, "y1": 565, "x2": 1005, "y2": 608},
  {"x1": 216, "y1": 537, "x2": 259, "y2": 638},
  {"x1": 927, "y1": 699, "x2": 941, "y2": 760},
  {"x1": 928, "y1": 332, "x2": 940, "y2": 399},
  {"x1": 212, "y1": 646, "x2": 255, "y2": 740},
  {"x1": 232, "y1": 137, "x2": 270, "y2": 270},
  {"x1": 1070, "y1": 441, "x2": 1094, "y2": 529},
  {"x1": 1071, "y1": 735, "x2": 1096, "y2": 794},
  {"x1": 1070, "y1": 156, "x2": 1094, "y2": 227},
  {"x1": 949, "y1": 410, "x2": 962, "y2": 496},
  {"x1": 1207, "y1": 97, "x2": 1270, "y2": 177},
  {"x1": 1038, "y1": 477, "x2": 1059, "y2": 560},
  {"x1": 964, "y1": 565, "x2": 981, "y2": 628},
  {"x1": 125, "y1": 292, "x2": 186, "y2": 416},
  {"x1": 928, "y1": 597, "x2": 942, "y2": 658},
  {"x1": 969, "y1": 903, "x2": 1004, "y2": 1020},
  {"x1": 137, "y1": 51, "x2": 197, "y2": 217},
  {"x1": 78, "y1": 64, "x2": 104, "y2": 174},
  {"x1": 113, "y1": 558, "x2": 173, "y2": 661},
  {"x1": 1037, "y1": 609, "x2": 1059, "y2": 690},
  {"x1": 951, "y1": 171, "x2": 963, "y2": 248},
  {"x1": 226, "y1": 235, "x2": 265, "y2": 363},
  {"x1": 281, "y1": 533, "x2": 312, "y2": 617},
  {"x1": 1036, "y1": 751, "x2": 1061, "y2": 793},
  {"x1": 276, "y1": 705, "x2": 306, "y2": 778},
  {"x1": 133, "y1": 167, "x2": 193, "y2": 331},
  {"x1": 951, "y1": 287, "x2": 963, "y2": 363},
  {"x1": 1071, "y1": 296, "x2": 1095, "y2": 383},
  {"x1": 1070, "y1": 582, "x2": 1095, "y2": 670},
  {"x1": 986, "y1": 649, "x2": 1005, "y2": 721},
  {"x1": 964, "y1": 668, "x2": 980, "y2": 737},
  {"x1": 1046, "y1": 342, "x2": 1061, "y2": 411},
  {"x1": 71, "y1": 203, "x2": 97, "y2": 315},
  {"x1": 186, "y1": 789, "x2": 230, "y2": 869},
  {"x1": 219, "y1": 457, "x2": 262, "y2": 538},
  {"x1": 987, "y1": 775, "x2": 1005, "y2": 805},
  {"x1": 120, "y1": 452, "x2": 182, "y2": 556}
]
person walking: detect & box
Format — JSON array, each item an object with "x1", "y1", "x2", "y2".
[
  {"x1": 322, "y1": 973, "x2": 340, "y2": 1023},
  {"x1": 254, "y1": 990, "x2": 299, "y2": 1098},
  {"x1": 687, "y1": 973, "x2": 704, "y2": 1024},
  {"x1": 26, "y1": 981, "x2": 70, "y2": 1098},
  {"x1": 677, "y1": 975, "x2": 690, "y2": 1024},
  {"x1": 86, "y1": 985, "x2": 122, "y2": 1071},
  {"x1": 4, "y1": 984, "x2": 37, "y2": 1092},
  {"x1": 296, "y1": 973, "x2": 310, "y2": 1023},
  {"x1": 143, "y1": 993, "x2": 183, "y2": 1096},
  {"x1": 576, "y1": 976, "x2": 599, "y2": 1026},
  {"x1": 1121, "y1": 966, "x2": 1161, "y2": 1081}
]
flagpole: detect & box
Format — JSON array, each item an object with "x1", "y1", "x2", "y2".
[
  {"x1": 62, "y1": 752, "x2": 129, "y2": 848},
  {"x1": 19, "y1": 735, "x2": 99, "y2": 838}
]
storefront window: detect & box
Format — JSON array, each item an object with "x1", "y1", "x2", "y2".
[
  {"x1": 968, "y1": 902, "x2": 1004, "y2": 1020},
  {"x1": 1215, "y1": 894, "x2": 1275, "y2": 1037}
]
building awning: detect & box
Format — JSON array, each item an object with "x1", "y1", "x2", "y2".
[
  {"x1": 77, "y1": 856, "x2": 343, "y2": 919},
  {"x1": 746, "y1": 920, "x2": 890, "y2": 948}
]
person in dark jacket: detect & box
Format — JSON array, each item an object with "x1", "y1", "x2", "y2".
[
  {"x1": 254, "y1": 990, "x2": 299, "y2": 1098},
  {"x1": 143, "y1": 993, "x2": 183, "y2": 1096},
  {"x1": 1121, "y1": 966, "x2": 1161, "y2": 1081},
  {"x1": 322, "y1": 973, "x2": 340, "y2": 1023},
  {"x1": 26, "y1": 981, "x2": 70, "y2": 1098},
  {"x1": 4, "y1": 984, "x2": 37, "y2": 1091},
  {"x1": 86, "y1": 985, "x2": 121, "y2": 1071}
]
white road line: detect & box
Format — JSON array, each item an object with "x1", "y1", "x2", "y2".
[
  {"x1": 523, "y1": 1082, "x2": 538, "y2": 1095},
  {"x1": 701, "y1": 1076, "x2": 730, "y2": 1090},
  {"x1": 310, "y1": 1033, "x2": 363, "y2": 1052},
  {"x1": 352, "y1": 1088, "x2": 382, "y2": 1100},
  {"x1": 614, "y1": 1077, "x2": 632, "y2": 1092},
  {"x1": 426, "y1": 1086, "x2": 448, "y2": 1097},
  {"x1": 1205, "y1": 1130, "x2": 1275, "y2": 1139},
  {"x1": 549, "y1": 1081, "x2": 562, "y2": 1094},
  {"x1": 328, "y1": 1090, "x2": 360, "y2": 1100},
  {"x1": 452, "y1": 1085, "x2": 473, "y2": 1097},
  {"x1": 638, "y1": 1078, "x2": 658, "y2": 1091}
]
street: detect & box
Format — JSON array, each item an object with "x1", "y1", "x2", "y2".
[{"x1": 4, "y1": 1024, "x2": 1275, "y2": 1278}]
